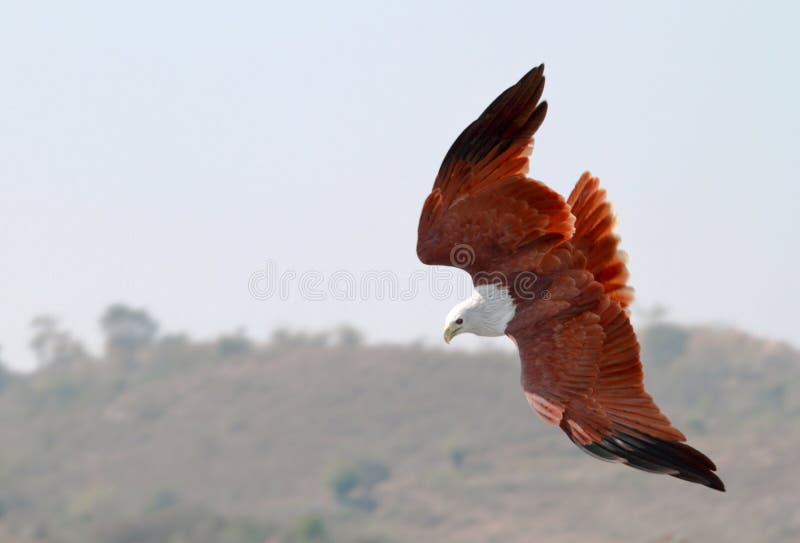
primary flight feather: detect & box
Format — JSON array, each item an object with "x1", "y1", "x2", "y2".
[{"x1": 416, "y1": 65, "x2": 724, "y2": 491}]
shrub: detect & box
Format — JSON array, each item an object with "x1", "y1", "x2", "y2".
[
  {"x1": 217, "y1": 331, "x2": 252, "y2": 358},
  {"x1": 328, "y1": 459, "x2": 391, "y2": 511},
  {"x1": 448, "y1": 445, "x2": 468, "y2": 468},
  {"x1": 291, "y1": 514, "x2": 328, "y2": 542}
]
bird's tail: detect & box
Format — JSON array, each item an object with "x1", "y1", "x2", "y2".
[{"x1": 567, "y1": 172, "x2": 633, "y2": 309}]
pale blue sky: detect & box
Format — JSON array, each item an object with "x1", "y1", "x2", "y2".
[{"x1": 1, "y1": 1, "x2": 798, "y2": 370}]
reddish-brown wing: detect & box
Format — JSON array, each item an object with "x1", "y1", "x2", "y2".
[
  {"x1": 417, "y1": 65, "x2": 574, "y2": 274},
  {"x1": 567, "y1": 172, "x2": 634, "y2": 308},
  {"x1": 509, "y1": 294, "x2": 725, "y2": 491}
]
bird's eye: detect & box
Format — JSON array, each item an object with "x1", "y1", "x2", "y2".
[{"x1": 455, "y1": 318, "x2": 463, "y2": 325}]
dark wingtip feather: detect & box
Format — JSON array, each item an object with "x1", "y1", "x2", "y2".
[
  {"x1": 578, "y1": 430, "x2": 726, "y2": 492},
  {"x1": 436, "y1": 64, "x2": 549, "y2": 177}
]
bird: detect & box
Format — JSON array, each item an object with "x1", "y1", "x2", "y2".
[{"x1": 416, "y1": 65, "x2": 725, "y2": 491}]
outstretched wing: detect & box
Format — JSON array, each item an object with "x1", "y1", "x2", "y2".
[
  {"x1": 567, "y1": 172, "x2": 634, "y2": 308},
  {"x1": 510, "y1": 294, "x2": 725, "y2": 491},
  {"x1": 417, "y1": 65, "x2": 574, "y2": 274}
]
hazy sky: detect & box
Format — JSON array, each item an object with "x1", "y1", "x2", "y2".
[{"x1": 1, "y1": 1, "x2": 798, "y2": 370}]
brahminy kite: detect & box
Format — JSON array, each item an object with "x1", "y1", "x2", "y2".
[{"x1": 417, "y1": 65, "x2": 724, "y2": 491}]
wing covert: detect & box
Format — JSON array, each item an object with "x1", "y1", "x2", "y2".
[{"x1": 417, "y1": 65, "x2": 574, "y2": 273}]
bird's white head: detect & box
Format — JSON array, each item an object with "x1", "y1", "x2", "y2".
[{"x1": 443, "y1": 284, "x2": 516, "y2": 343}]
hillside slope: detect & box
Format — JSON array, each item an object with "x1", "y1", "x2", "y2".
[{"x1": 0, "y1": 324, "x2": 798, "y2": 542}]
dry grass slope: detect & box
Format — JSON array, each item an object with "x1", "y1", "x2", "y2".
[{"x1": 0, "y1": 323, "x2": 797, "y2": 542}]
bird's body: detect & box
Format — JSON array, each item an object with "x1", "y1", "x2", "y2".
[{"x1": 417, "y1": 65, "x2": 725, "y2": 491}]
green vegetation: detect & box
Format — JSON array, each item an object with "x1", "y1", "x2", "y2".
[
  {"x1": 290, "y1": 514, "x2": 328, "y2": 542},
  {"x1": 0, "y1": 304, "x2": 797, "y2": 542},
  {"x1": 216, "y1": 329, "x2": 253, "y2": 358},
  {"x1": 447, "y1": 445, "x2": 468, "y2": 469},
  {"x1": 329, "y1": 459, "x2": 391, "y2": 511},
  {"x1": 100, "y1": 303, "x2": 158, "y2": 362},
  {"x1": 28, "y1": 316, "x2": 88, "y2": 369}
]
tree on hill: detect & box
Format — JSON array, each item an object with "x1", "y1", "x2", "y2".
[
  {"x1": 0, "y1": 346, "x2": 10, "y2": 391},
  {"x1": 29, "y1": 315, "x2": 89, "y2": 369},
  {"x1": 332, "y1": 325, "x2": 364, "y2": 348},
  {"x1": 269, "y1": 325, "x2": 364, "y2": 350},
  {"x1": 217, "y1": 328, "x2": 252, "y2": 358},
  {"x1": 100, "y1": 304, "x2": 159, "y2": 361},
  {"x1": 270, "y1": 328, "x2": 329, "y2": 349}
]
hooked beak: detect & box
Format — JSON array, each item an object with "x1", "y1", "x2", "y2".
[{"x1": 443, "y1": 324, "x2": 460, "y2": 344}]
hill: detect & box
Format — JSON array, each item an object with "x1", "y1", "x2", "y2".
[{"x1": 0, "y1": 322, "x2": 797, "y2": 542}]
